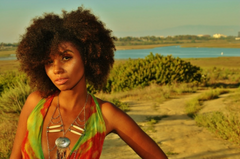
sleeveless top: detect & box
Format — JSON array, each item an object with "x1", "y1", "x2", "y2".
[{"x1": 21, "y1": 93, "x2": 106, "y2": 159}]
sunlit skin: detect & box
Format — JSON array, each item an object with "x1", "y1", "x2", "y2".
[
  {"x1": 10, "y1": 42, "x2": 168, "y2": 159},
  {"x1": 44, "y1": 42, "x2": 86, "y2": 92}
]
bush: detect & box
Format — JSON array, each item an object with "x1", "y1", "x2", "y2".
[
  {"x1": 203, "y1": 67, "x2": 240, "y2": 84},
  {"x1": 0, "y1": 71, "x2": 27, "y2": 96},
  {"x1": 105, "y1": 53, "x2": 204, "y2": 93},
  {"x1": 0, "y1": 80, "x2": 31, "y2": 115},
  {"x1": 195, "y1": 112, "x2": 240, "y2": 144}
]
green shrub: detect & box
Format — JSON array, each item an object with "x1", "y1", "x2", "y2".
[
  {"x1": 185, "y1": 98, "x2": 202, "y2": 118},
  {"x1": 106, "y1": 53, "x2": 204, "y2": 93},
  {"x1": 0, "y1": 71, "x2": 27, "y2": 96},
  {"x1": 0, "y1": 80, "x2": 31, "y2": 115},
  {"x1": 195, "y1": 112, "x2": 240, "y2": 144},
  {"x1": 198, "y1": 89, "x2": 229, "y2": 101},
  {"x1": 185, "y1": 89, "x2": 229, "y2": 118},
  {"x1": 203, "y1": 67, "x2": 240, "y2": 84}
]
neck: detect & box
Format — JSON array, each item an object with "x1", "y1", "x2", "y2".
[{"x1": 58, "y1": 87, "x2": 88, "y2": 111}]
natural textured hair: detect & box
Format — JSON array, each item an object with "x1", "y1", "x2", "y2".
[{"x1": 17, "y1": 6, "x2": 116, "y2": 97}]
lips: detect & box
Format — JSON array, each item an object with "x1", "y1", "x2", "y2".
[{"x1": 55, "y1": 78, "x2": 68, "y2": 85}]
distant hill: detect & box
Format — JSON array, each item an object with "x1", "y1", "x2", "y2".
[{"x1": 114, "y1": 25, "x2": 240, "y2": 37}]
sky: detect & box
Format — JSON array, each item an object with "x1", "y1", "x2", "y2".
[{"x1": 0, "y1": 0, "x2": 239, "y2": 43}]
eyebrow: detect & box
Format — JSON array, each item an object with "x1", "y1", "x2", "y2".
[{"x1": 59, "y1": 49, "x2": 74, "y2": 55}]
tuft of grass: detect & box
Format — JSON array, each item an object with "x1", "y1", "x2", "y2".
[
  {"x1": 0, "y1": 80, "x2": 31, "y2": 116},
  {"x1": 185, "y1": 89, "x2": 229, "y2": 118},
  {"x1": 145, "y1": 115, "x2": 169, "y2": 122},
  {"x1": 198, "y1": 89, "x2": 229, "y2": 101},
  {"x1": 195, "y1": 112, "x2": 240, "y2": 144},
  {"x1": 185, "y1": 98, "x2": 202, "y2": 118},
  {"x1": 0, "y1": 71, "x2": 27, "y2": 96},
  {"x1": 171, "y1": 82, "x2": 198, "y2": 94},
  {"x1": 0, "y1": 119, "x2": 18, "y2": 158},
  {"x1": 224, "y1": 87, "x2": 240, "y2": 112},
  {"x1": 165, "y1": 151, "x2": 179, "y2": 156},
  {"x1": 144, "y1": 115, "x2": 168, "y2": 132}
]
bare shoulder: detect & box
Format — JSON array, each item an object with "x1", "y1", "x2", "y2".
[
  {"x1": 96, "y1": 98, "x2": 124, "y2": 120},
  {"x1": 21, "y1": 91, "x2": 43, "y2": 116},
  {"x1": 95, "y1": 98, "x2": 132, "y2": 134}
]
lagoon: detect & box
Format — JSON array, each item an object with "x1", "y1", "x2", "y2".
[
  {"x1": 0, "y1": 46, "x2": 239, "y2": 61},
  {"x1": 114, "y1": 46, "x2": 240, "y2": 59}
]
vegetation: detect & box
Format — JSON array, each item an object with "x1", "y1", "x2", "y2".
[
  {"x1": 185, "y1": 89, "x2": 229, "y2": 118},
  {"x1": 193, "y1": 87, "x2": 240, "y2": 144},
  {"x1": 0, "y1": 119, "x2": 18, "y2": 159},
  {"x1": 0, "y1": 50, "x2": 240, "y2": 157},
  {"x1": 195, "y1": 111, "x2": 240, "y2": 144},
  {"x1": 0, "y1": 80, "x2": 31, "y2": 115},
  {"x1": 0, "y1": 71, "x2": 28, "y2": 96},
  {"x1": 145, "y1": 115, "x2": 169, "y2": 133},
  {"x1": 103, "y1": 53, "x2": 204, "y2": 93}
]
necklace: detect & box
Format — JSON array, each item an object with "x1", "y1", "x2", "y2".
[{"x1": 46, "y1": 93, "x2": 89, "y2": 159}]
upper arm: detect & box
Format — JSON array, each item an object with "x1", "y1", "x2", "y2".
[
  {"x1": 10, "y1": 91, "x2": 42, "y2": 159},
  {"x1": 101, "y1": 102, "x2": 167, "y2": 159}
]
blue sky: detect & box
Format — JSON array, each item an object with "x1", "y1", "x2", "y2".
[{"x1": 0, "y1": 0, "x2": 239, "y2": 43}]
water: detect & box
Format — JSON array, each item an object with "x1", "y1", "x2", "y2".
[
  {"x1": 0, "y1": 54, "x2": 17, "y2": 61},
  {"x1": 0, "y1": 46, "x2": 239, "y2": 61},
  {"x1": 114, "y1": 46, "x2": 240, "y2": 59}
]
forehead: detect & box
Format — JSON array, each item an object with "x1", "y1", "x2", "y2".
[
  {"x1": 58, "y1": 42, "x2": 77, "y2": 52},
  {"x1": 50, "y1": 42, "x2": 79, "y2": 55}
]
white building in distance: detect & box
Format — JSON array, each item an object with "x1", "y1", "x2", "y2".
[{"x1": 213, "y1": 34, "x2": 227, "y2": 38}]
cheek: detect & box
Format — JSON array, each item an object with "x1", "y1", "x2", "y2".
[
  {"x1": 71, "y1": 61, "x2": 84, "y2": 73},
  {"x1": 44, "y1": 66, "x2": 52, "y2": 78}
]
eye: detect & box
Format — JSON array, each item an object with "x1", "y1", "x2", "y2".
[{"x1": 62, "y1": 55, "x2": 72, "y2": 61}]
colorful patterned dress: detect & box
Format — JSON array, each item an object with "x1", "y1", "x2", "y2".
[{"x1": 21, "y1": 93, "x2": 106, "y2": 159}]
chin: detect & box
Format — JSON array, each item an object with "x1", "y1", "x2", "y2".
[{"x1": 57, "y1": 86, "x2": 72, "y2": 91}]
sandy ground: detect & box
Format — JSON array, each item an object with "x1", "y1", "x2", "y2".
[{"x1": 100, "y1": 90, "x2": 240, "y2": 159}]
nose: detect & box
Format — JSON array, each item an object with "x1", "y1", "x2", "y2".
[{"x1": 53, "y1": 60, "x2": 64, "y2": 74}]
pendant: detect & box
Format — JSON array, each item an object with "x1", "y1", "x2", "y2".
[{"x1": 55, "y1": 137, "x2": 71, "y2": 159}]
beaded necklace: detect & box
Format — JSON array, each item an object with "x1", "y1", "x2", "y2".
[{"x1": 46, "y1": 93, "x2": 89, "y2": 159}]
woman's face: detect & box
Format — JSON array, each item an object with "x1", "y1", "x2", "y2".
[{"x1": 45, "y1": 42, "x2": 85, "y2": 91}]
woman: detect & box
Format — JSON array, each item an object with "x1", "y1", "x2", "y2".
[{"x1": 10, "y1": 6, "x2": 167, "y2": 159}]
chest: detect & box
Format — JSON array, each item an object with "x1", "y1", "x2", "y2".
[
  {"x1": 41, "y1": 104, "x2": 92, "y2": 159},
  {"x1": 22, "y1": 96, "x2": 107, "y2": 159}
]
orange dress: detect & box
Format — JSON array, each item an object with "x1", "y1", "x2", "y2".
[{"x1": 21, "y1": 93, "x2": 106, "y2": 159}]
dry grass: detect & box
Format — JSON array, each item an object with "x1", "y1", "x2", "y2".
[
  {"x1": 181, "y1": 42, "x2": 240, "y2": 48},
  {"x1": 185, "y1": 89, "x2": 230, "y2": 118},
  {"x1": 96, "y1": 82, "x2": 198, "y2": 105},
  {"x1": 0, "y1": 118, "x2": 18, "y2": 158},
  {"x1": 0, "y1": 45, "x2": 239, "y2": 158},
  {"x1": 185, "y1": 57, "x2": 240, "y2": 69},
  {"x1": 0, "y1": 50, "x2": 16, "y2": 57},
  {"x1": 187, "y1": 88, "x2": 240, "y2": 145},
  {"x1": 0, "y1": 60, "x2": 19, "y2": 74},
  {"x1": 224, "y1": 87, "x2": 240, "y2": 113}
]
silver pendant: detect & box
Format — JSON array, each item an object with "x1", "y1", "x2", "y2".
[{"x1": 55, "y1": 137, "x2": 71, "y2": 159}]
